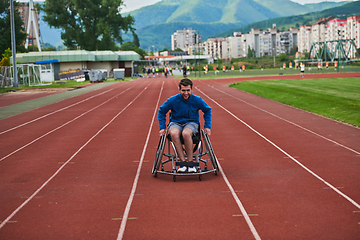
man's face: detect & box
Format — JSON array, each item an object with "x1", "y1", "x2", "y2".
[{"x1": 179, "y1": 85, "x2": 192, "y2": 100}]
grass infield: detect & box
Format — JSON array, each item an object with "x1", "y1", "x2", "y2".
[{"x1": 230, "y1": 78, "x2": 360, "y2": 127}]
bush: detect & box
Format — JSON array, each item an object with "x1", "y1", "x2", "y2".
[{"x1": 0, "y1": 57, "x2": 10, "y2": 66}]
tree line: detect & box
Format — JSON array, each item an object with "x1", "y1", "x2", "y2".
[{"x1": 1, "y1": 0, "x2": 143, "y2": 66}]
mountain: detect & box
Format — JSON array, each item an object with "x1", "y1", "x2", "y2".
[
  {"x1": 38, "y1": 0, "x2": 352, "y2": 50},
  {"x1": 125, "y1": 0, "x2": 350, "y2": 50},
  {"x1": 211, "y1": 0, "x2": 360, "y2": 38}
]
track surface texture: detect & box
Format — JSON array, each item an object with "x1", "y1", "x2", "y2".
[{"x1": 0, "y1": 73, "x2": 359, "y2": 240}]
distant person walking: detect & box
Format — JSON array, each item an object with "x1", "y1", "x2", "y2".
[{"x1": 182, "y1": 64, "x2": 187, "y2": 78}]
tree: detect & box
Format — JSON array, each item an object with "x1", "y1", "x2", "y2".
[
  {"x1": 40, "y1": 0, "x2": 135, "y2": 51},
  {"x1": 132, "y1": 32, "x2": 140, "y2": 48},
  {"x1": 120, "y1": 41, "x2": 146, "y2": 59},
  {"x1": 0, "y1": 0, "x2": 27, "y2": 57}
]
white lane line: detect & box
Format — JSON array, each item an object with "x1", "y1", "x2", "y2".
[
  {"x1": 0, "y1": 85, "x2": 149, "y2": 230},
  {"x1": 217, "y1": 154, "x2": 262, "y2": 240},
  {"x1": 208, "y1": 84, "x2": 360, "y2": 155},
  {"x1": 117, "y1": 81, "x2": 164, "y2": 240},
  {"x1": 0, "y1": 86, "x2": 134, "y2": 163},
  {"x1": 0, "y1": 84, "x2": 122, "y2": 135},
  {"x1": 197, "y1": 87, "x2": 360, "y2": 210}
]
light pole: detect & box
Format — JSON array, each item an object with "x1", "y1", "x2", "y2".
[
  {"x1": 273, "y1": 47, "x2": 276, "y2": 67},
  {"x1": 10, "y1": 0, "x2": 18, "y2": 87}
]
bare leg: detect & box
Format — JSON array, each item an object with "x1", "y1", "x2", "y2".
[
  {"x1": 182, "y1": 128, "x2": 193, "y2": 161},
  {"x1": 170, "y1": 128, "x2": 186, "y2": 161}
]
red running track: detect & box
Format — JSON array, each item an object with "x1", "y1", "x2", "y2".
[{"x1": 0, "y1": 73, "x2": 359, "y2": 239}]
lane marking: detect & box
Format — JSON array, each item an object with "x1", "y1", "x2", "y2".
[
  {"x1": 117, "y1": 82, "x2": 164, "y2": 240},
  {"x1": 207, "y1": 84, "x2": 360, "y2": 156},
  {"x1": 0, "y1": 86, "x2": 134, "y2": 163},
  {"x1": 0, "y1": 86, "x2": 118, "y2": 135},
  {"x1": 217, "y1": 157, "x2": 261, "y2": 240},
  {"x1": 197, "y1": 87, "x2": 360, "y2": 211},
  {"x1": 233, "y1": 214, "x2": 258, "y2": 217},
  {"x1": 0, "y1": 85, "x2": 149, "y2": 230}
]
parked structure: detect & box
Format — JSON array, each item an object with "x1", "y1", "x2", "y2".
[{"x1": 13, "y1": 50, "x2": 140, "y2": 80}]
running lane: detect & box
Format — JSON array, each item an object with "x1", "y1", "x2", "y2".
[
  {"x1": 0, "y1": 79, "x2": 162, "y2": 239},
  {"x1": 0, "y1": 75, "x2": 359, "y2": 239},
  {"x1": 122, "y1": 77, "x2": 359, "y2": 240}
]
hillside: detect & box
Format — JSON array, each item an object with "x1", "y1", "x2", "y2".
[
  {"x1": 211, "y1": 0, "x2": 360, "y2": 38},
  {"x1": 125, "y1": 0, "x2": 349, "y2": 50},
  {"x1": 38, "y1": 0, "x2": 352, "y2": 50}
]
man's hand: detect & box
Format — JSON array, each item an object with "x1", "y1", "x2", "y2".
[
  {"x1": 204, "y1": 128, "x2": 211, "y2": 136},
  {"x1": 159, "y1": 129, "x2": 166, "y2": 136}
]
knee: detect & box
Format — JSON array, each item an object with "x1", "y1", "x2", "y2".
[
  {"x1": 182, "y1": 130, "x2": 192, "y2": 141},
  {"x1": 170, "y1": 130, "x2": 180, "y2": 141}
]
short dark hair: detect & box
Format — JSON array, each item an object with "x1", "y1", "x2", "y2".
[{"x1": 179, "y1": 78, "x2": 193, "y2": 89}]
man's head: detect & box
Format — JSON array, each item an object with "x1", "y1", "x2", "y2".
[{"x1": 179, "y1": 78, "x2": 193, "y2": 100}]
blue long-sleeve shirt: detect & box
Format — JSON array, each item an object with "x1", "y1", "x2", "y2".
[{"x1": 158, "y1": 93, "x2": 212, "y2": 130}]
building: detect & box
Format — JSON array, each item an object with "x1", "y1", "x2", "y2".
[
  {"x1": 14, "y1": 50, "x2": 140, "y2": 80},
  {"x1": 298, "y1": 15, "x2": 360, "y2": 58},
  {"x1": 239, "y1": 27, "x2": 297, "y2": 58},
  {"x1": 222, "y1": 34, "x2": 243, "y2": 59},
  {"x1": 203, "y1": 38, "x2": 227, "y2": 59},
  {"x1": 298, "y1": 25, "x2": 312, "y2": 54},
  {"x1": 171, "y1": 29, "x2": 201, "y2": 52}
]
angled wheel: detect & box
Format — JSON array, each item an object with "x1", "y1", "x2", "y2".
[
  {"x1": 152, "y1": 131, "x2": 167, "y2": 176},
  {"x1": 201, "y1": 130, "x2": 219, "y2": 174}
]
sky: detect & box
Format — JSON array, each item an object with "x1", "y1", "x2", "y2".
[
  {"x1": 17, "y1": 0, "x2": 355, "y2": 12},
  {"x1": 121, "y1": 0, "x2": 354, "y2": 12}
]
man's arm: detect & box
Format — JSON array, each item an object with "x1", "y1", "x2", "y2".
[{"x1": 158, "y1": 97, "x2": 172, "y2": 135}]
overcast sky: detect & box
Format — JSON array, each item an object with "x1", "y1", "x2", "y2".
[
  {"x1": 18, "y1": 0, "x2": 355, "y2": 12},
  {"x1": 121, "y1": 0, "x2": 354, "y2": 12}
]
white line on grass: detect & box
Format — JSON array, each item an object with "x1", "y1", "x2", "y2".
[
  {"x1": 117, "y1": 81, "x2": 164, "y2": 240},
  {"x1": 0, "y1": 85, "x2": 149, "y2": 230},
  {"x1": 197, "y1": 87, "x2": 360, "y2": 211}
]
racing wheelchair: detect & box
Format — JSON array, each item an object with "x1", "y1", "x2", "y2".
[{"x1": 152, "y1": 126, "x2": 219, "y2": 181}]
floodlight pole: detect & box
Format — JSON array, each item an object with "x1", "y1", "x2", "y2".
[{"x1": 10, "y1": 0, "x2": 18, "y2": 87}]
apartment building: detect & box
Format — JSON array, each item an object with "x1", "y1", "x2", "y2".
[
  {"x1": 203, "y1": 37, "x2": 226, "y2": 59},
  {"x1": 171, "y1": 29, "x2": 201, "y2": 52},
  {"x1": 240, "y1": 27, "x2": 297, "y2": 58},
  {"x1": 346, "y1": 16, "x2": 360, "y2": 56},
  {"x1": 298, "y1": 16, "x2": 360, "y2": 58},
  {"x1": 222, "y1": 33, "x2": 243, "y2": 59}
]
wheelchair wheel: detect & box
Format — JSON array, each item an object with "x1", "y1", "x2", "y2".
[
  {"x1": 152, "y1": 132, "x2": 167, "y2": 176},
  {"x1": 201, "y1": 130, "x2": 219, "y2": 174}
]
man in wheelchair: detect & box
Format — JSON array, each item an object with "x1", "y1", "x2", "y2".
[{"x1": 158, "y1": 78, "x2": 212, "y2": 173}]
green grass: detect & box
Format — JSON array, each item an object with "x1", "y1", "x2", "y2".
[
  {"x1": 230, "y1": 78, "x2": 360, "y2": 127},
  {"x1": 176, "y1": 66, "x2": 360, "y2": 79}
]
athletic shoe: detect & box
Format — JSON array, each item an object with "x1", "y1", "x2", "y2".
[
  {"x1": 188, "y1": 166, "x2": 197, "y2": 173},
  {"x1": 177, "y1": 165, "x2": 187, "y2": 173}
]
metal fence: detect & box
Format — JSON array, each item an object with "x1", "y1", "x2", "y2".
[{"x1": 0, "y1": 66, "x2": 12, "y2": 87}]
